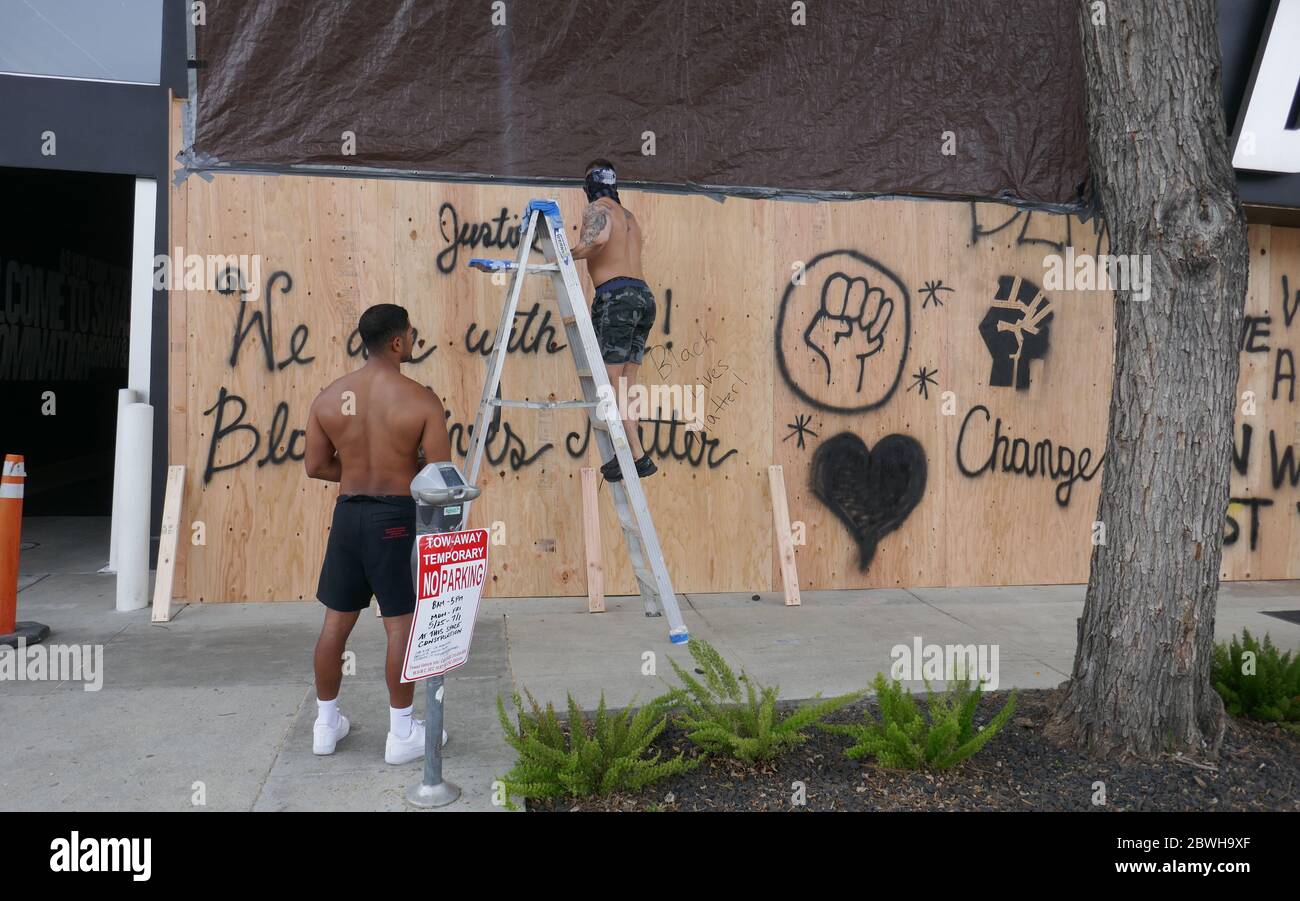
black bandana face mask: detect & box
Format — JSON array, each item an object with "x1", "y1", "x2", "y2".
[{"x1": 584, "y1": 167, "x2": 620, "y2": 203}]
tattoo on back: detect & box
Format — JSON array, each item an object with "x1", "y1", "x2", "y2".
[{"x1": 580, "y1": 205, "x2": 609, "y2": 244}]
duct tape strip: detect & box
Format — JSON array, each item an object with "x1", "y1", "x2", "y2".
[
  {"x1": 174, "y1": 10, "x2": 200, "y2": 186},
  {"x1": 173, "y1": 149, "x2": 217, "y2": 186},
  {"x1": 167, "y1": 156, "x2": 1091, "y2": 216}
]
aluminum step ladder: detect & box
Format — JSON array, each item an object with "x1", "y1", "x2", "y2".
[{"x1": 464, "y1": 199, "x2": 689, "y2": 644}]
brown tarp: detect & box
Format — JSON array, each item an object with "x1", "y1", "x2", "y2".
[{"x1": 191, "y1": 0, "x2": 1089, "y2": 207}]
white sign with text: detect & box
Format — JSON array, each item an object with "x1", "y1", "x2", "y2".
[{"x1": 401, "y1": 528, "x2": 490, "y2": 682}]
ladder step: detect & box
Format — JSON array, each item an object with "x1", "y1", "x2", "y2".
[
  {"x1": 491, "y1": 398, "x2": 597, "y2": 410},
  {"x1": 468, "y1": 259, "x2": 560, "y2": 274}
]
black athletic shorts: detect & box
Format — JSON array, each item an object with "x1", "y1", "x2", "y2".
[
  {"x1": 592, "y1": 277, "x2": 656, "y2": 364},
  {"x1": 316, "y1": 494, "x2": 417, "y2": 618}
]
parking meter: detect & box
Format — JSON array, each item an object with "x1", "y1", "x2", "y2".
[
  {"x1": 405, "y1": 461, "x2": 481, "y2": 809},
  {"x1": 413, "y1": 462, "x2": 477, "y2": 532}
]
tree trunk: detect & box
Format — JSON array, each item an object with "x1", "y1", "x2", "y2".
[{"x1": 1045, "y1": 1, "x2": 1248, "y2": 758}]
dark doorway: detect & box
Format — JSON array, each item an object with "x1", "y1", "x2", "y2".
[{"x1": 0, "y1": 166, "x2": 133, "y2": 515}]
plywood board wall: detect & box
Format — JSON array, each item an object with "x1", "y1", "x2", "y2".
[
  {"x1": 1223, "y1": 225, "x2": 1300, "y2": 580},
  {"x1": 169, "y1": 172, "x2": 1299, "y2": 601}
]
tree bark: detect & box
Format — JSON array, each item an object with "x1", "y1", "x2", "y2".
[{"x1": 1045, "y1": 0, "x2": 1248, "y2": 758}]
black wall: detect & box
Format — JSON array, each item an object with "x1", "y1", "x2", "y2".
[
  {"x1": 0, "y1": 167, "x2": 134, "y2": 514},
  {"x1": 0, "y1": 0, "x2": 187, "y2": 553}
]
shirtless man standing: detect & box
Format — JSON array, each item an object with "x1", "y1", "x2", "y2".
[
  {"x1": 303, "y1": 303, "x2": 452, "y2": 764},
  {"x1": 569, "y1": 159, "x2": 658, "y2": 482}
]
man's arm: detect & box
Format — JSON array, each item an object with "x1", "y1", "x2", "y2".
[
  {"x1": 304, "y1": 398, "x2": 342, "y2": 482},
  {"x1": 569, "y1": 201, "x2": 612, "y2": 260},
  {"x1": 420, "y1": 388, "x2": 453, "y2": 464}
]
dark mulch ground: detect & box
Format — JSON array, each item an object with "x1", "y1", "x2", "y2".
[{"x1": 528, "y1": 689, "x2": 1300, "y2": 812}]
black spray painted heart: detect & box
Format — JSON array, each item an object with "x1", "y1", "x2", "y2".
[{"x1": 810, "y1": 432, "x2": 927, "y2": 572}]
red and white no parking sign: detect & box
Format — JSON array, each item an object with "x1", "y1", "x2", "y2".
[{"x1": 401, "y1": 528, "x2": 490, "y2": 682}]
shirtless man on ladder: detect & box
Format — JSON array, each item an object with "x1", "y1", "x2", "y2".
[{"x1": 569, "y1": 159, "x2": 659, "y2": 483}]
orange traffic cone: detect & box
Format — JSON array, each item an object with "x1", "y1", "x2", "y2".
[{"x1": 1, "y1": 454, "x2": 50, "y2": 647}]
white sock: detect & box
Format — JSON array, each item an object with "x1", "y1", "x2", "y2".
[
  {"x1": 390, "y1": 704, "x2": 414, "y2": 739},
  {"x1": 316, "y1": 697, "x2": 340, "y2": 727}
]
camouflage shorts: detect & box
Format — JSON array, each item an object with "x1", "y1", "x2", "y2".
[{"x1": 591, "y1": 279, "x2": 656, "y2": 365}]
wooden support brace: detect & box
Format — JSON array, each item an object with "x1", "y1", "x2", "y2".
[
  {"x1": 581, "y1": 467, "x2": 605, "y2": 613},
  {"x1": 151, "y1": 465, "x2": 187, "y2": 623},
  {"x1": 767, "y1": 465, "x2": 801, "y2": 607}
]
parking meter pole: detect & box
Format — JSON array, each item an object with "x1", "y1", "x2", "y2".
[
  {"x1": 405, "y1": 461, "x2": 480, "y2": 810},
  {"x1": 407, "y1": 673, "x2": 456, "y2": 808},
  {"x1": 423, "y1": 676, "x2": 444, "y2": 785}
]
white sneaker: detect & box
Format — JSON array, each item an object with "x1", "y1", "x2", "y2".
[
  {"x1": 384, "y1": 718, "x2": 449, "y2": 765},
  {"x1": 313, "y1": 713, "x2": 350, "y2": 755}
]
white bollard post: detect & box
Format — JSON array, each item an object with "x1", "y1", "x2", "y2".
[
  {"x1": 103, "y1": 388, "x2": 141, "y2": 574},
  {"x1": 115, "y1": 402, "x2": 153, "y2": 613}
]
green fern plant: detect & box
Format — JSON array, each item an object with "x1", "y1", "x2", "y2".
[
  {"x1": 823, "y1": 672, "x2": 1015, "y2": 770},
  {"x1": 495, "y1": 689, "x2": 696, "y2": 809},
  {"x1": 1212, "y1": 629, "x2": 1300, "y2": 730},
  {"x1": 663, "y1": 639, "x2": 861, "y2": 763}
]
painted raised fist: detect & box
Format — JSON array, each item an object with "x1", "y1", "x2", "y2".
[
  {"x1": 979, "y1": 275, "x2": 1054, "y2": 390},
  {"x1": 803, "y1": 272, "x2": 895, "y2": 393}
]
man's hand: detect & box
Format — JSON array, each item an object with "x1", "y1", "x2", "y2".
[{"x1": 803, "y1": 273, "x2": 894, "y2": 393}]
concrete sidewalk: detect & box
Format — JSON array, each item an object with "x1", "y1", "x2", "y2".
[
  {"x1": 2, "y1": 574, "x2": 517, "y2": 812},
  {"x1": 4, "y1": 518, "x2": 1299, "y2": 811},
  {"x1": 499, "y1": 581, "x2": 1300, "y2": 708},
  {"x1": 5, "y1": 516, "x2": 516, "y2": 811}
]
